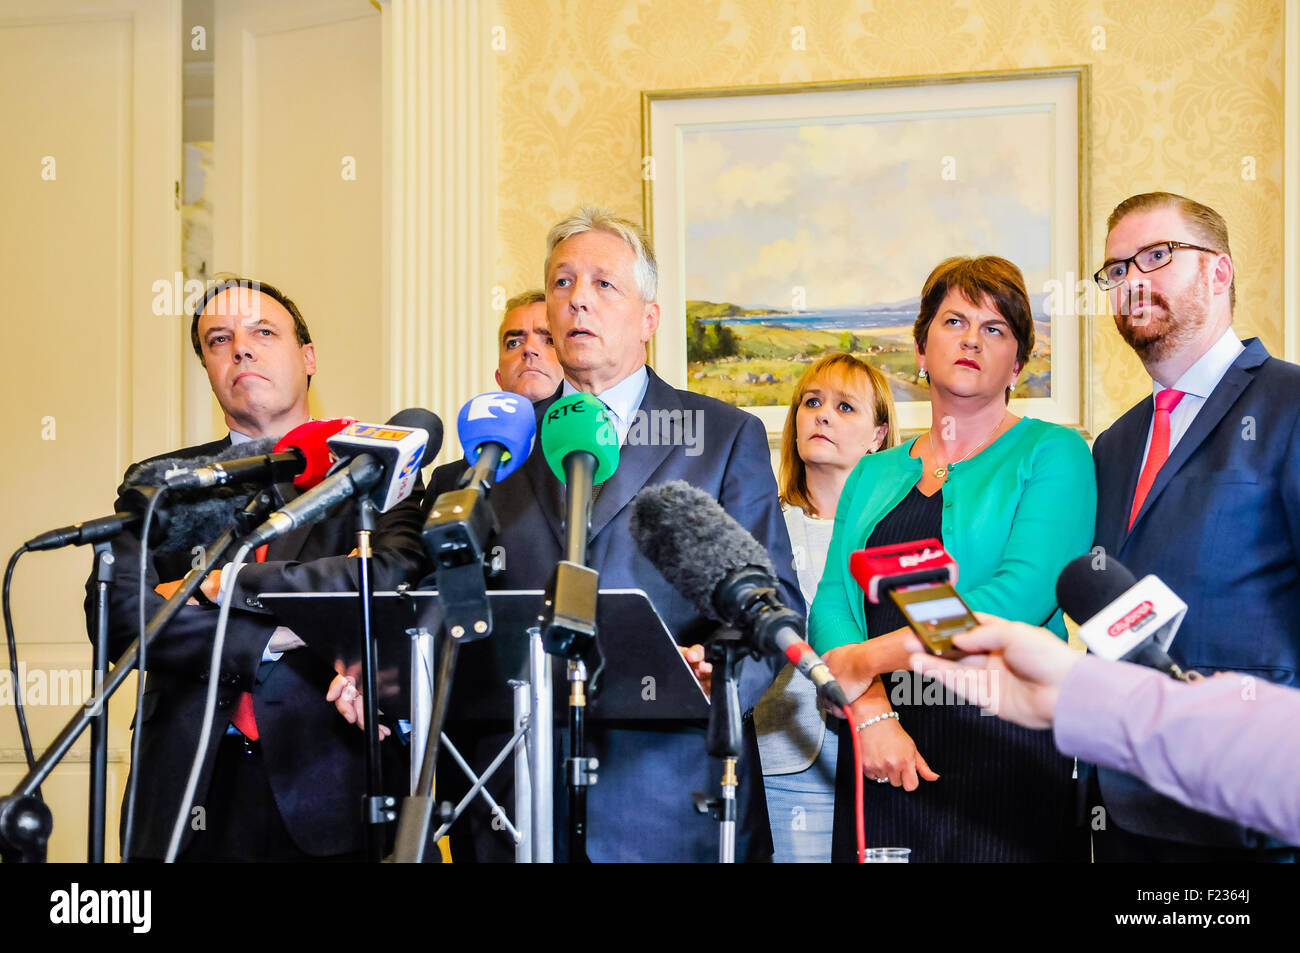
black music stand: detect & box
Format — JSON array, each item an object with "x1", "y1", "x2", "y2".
[{"x1": 259, "y1": 587, "x2": 708, "y2": 861}]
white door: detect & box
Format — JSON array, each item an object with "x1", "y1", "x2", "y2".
[
  {"x1": 196, "y1": 0, "x2": 384, "y2": 442},
  {"x1": 0, "y1": 0, "x2": 181, "y2": 862}
]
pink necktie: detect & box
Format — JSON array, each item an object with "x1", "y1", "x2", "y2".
[{"x1": 1128, "y1": 388, "x2": 1185, "y2": 530}]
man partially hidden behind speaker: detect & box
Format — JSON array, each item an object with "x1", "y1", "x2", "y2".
[{"x1": 86, "y1": 277, "x2": 427, "y2": 862}]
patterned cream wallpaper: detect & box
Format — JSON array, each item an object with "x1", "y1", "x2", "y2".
[{"x1": 494, "y1": 0, "x2": 1285, "y2": 434}]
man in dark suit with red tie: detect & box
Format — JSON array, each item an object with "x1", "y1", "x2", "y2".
[
  {"x1": 1089, "y1": 192, "x2": 1300, "y2": 862},
  {"x1": 87, "y1": 278, "x2": 426, "y2": 861}
]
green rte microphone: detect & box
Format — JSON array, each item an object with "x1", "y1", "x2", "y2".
[{"x1": 539, "y1": 392, "x2": 620, "y2": 486}]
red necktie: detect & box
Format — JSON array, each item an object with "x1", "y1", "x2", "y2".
[
  {"x1": 1128, "y1": 388, "x2": 1185, "y2": 530},
  {"x1": 229, "y1": 543, "x2": 270, "y2": 740}
]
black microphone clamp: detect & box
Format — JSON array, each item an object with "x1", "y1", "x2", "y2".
[
  {"x1": 540, "y1": 560, "x2": 599, "y2": 661},
  {"x1": 422, "y1": 442, "x2": 504, "y2": 569},
  {"x1": 713, "y1": 565, "x2": 806, "y2": 659}
]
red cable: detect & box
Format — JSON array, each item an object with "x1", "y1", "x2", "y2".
[{"x1": 844, "y1": 704, "x2": 865, "y2": 863}]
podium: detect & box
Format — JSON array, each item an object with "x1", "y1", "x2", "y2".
[{"x1": 258, "y1": 586, "x2": 707, "y2": 861}]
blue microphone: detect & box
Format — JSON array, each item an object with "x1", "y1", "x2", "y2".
[
  {"x1": 424, "y1": 392, "x2": 536, "y2": 569},
  {"x1": 456, "y1": 391, "x2": 537, "y2": 484}
]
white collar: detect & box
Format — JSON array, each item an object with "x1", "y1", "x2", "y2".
[
  {"x1": 1157, "y1": 327, "x2": 1244, "y2": 399},
  {"x1": 561, "y1": 365, "x2": 649, "y2": 429}
]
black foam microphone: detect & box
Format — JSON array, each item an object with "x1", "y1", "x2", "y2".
[
  {"x1": 629, "y1": 480, "x2": 848, "y2": 708},
  {"x1": 24, "y1": 510, "x2": 166, "y2": 552},
  {"x1": 124, "y1": 437, "x2": 279, "y2": 489},
  {"x1": 1056, "y1": 554, "x2": 1192, "y2": 680},
  {"x1": 119, "y1": 440, "x2": 280, "y2": 556}
]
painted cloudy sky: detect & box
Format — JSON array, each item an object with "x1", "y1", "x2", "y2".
[{"x1": 681, "y1": 109, "x2": 1054, "y2": 312}]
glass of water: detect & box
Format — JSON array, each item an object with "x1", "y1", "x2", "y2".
[{"x1": 862, "y1": 847, "x2": 911, "y2": 863}]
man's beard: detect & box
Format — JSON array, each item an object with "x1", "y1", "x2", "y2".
[{"x1": 1113, "y1": 264, "x2": 1211, "y2": 364}]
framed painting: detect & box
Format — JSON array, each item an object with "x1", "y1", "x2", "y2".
[{"x1": 642, "y1": 67, "x2": 1090, "y2": 439}]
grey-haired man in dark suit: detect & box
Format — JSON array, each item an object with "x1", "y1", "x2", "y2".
[{"x1": 431, "y1": 208, "x2": 800, "y2": 862}]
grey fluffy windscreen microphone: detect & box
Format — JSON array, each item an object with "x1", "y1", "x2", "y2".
[
  {"x1": 119, "y1": 438, "x2": 277, "y2": 555},
  {"x1": 629, "y1": 480, "x2": 848, "y2": 708},
  {"x1": 628, "y1": 481, "x2": 776, "y2": 620}
]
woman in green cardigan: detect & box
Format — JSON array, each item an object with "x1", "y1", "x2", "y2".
[{"x1": 809, "y1": 256, "x2": 1096, "y2": 862}]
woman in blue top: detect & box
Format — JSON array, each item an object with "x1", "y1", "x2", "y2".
[{"x1": 809, "y1": 256, "x2": 1096, "y2": 862}]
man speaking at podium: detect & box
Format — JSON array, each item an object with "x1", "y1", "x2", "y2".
[
  {"x1": 433, "y1": 208, "x2": 800, "y2": 862},
  {"x1": 86, "y1": 278, "x2": 427, "y2": 862}
]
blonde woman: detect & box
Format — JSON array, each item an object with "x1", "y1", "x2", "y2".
[{"x1": 755, "y1": 353, "x2": 898, "y2": 862}]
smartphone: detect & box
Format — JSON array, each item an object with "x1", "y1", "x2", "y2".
[{"x1": 888, "y1": 582, "x2": 979, "y2": 659}]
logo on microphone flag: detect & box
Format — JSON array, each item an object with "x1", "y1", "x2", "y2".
[
  {"x1": 466, "y1": 393, "x2": 522, "y2": 420},
  {"x1": 1107, "y1": 600, "x2": 1156, "y2": 638}
]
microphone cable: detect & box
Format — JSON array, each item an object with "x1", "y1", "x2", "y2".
[
  {"x1": 844, "y1": 703, "x2": 866, "y2": 863},
  {"x1": 121, "y1": 486, "x2": 166, "y2": 862},
  {"x1": 165, "y1": 540, "x2": 255, "y2": 863},
  {"x1": 3, "y1": 545, "x2": 39, "y2": 782}
]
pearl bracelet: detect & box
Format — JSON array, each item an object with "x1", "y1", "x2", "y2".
[{"x1": 855, "y1": 711, "x2": 899, "y2": 732}]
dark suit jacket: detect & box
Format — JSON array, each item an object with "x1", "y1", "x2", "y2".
[
  {"x1": 1091, "y1": 337, "x2": 1300, "y2": 847},
  {"x1": 86, "y1": 437, "x2": 428, "y2": 860},
  {"x1": 430, "y1": 368, "x2": 802, "y2": 861}
]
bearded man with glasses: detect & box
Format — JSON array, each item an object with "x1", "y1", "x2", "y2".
[{"x1": 1085, "y1": 191, "x2": 1300, "y2": 863}]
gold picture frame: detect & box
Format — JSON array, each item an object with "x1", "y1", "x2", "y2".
[{"x1": 642, "y1": 66, "x2": 1092, "y2": 441}]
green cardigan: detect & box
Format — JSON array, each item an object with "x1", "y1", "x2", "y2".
[{"x1": 808, "y1": 417, "x2": 1097, "y2": 653}]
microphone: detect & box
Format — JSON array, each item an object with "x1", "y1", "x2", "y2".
[
  {"x1": 126, "y1": 437, "x2": 276, "y2": 489},
  {"x1": 160, "y1": 419, "x2": 353, "y2": 490},
  {"x1": 628, "y1": 480, "x2": 848, "y2": 709},
  {"x1": 1056, "y1": 554, "x2": 1193, "y2": 680},
  {"x1": 459, "y1": 391, "x2": 537, "y2": 486},
  {"x1": 540, "y1": 393, "x2": 619, "y2": 561},
  {"x1": 849, "y1": 538, "x2": 958, "y2": 603},
  {"x1": 275, "y1": 418, "x2": 356, "y2": 490},
  {"x1": 24, "y1": 510, "x2": 167, "y2": 552},
  {"x1": 536, "y1": 393, "x2": 620, "y2": 660},
  {"x1": 119, "y1": 441, "x2": 287, "y2": 556},
  {"x1": 424, "y1": 392, "x2": 536, "y2": 569},
  {"x1": 243, "y1": 408, "x2": 442, "y2": 548}
]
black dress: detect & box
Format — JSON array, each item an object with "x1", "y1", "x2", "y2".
[{"x1": 830, "y1": 486, "x2": 1082, "y2": 862}]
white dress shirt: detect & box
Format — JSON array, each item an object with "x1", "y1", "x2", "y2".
[
  {"x1": 560, "y1": 364, "x2": 650, "y2": 447},
  {"x1": 1138, "y1": 327, "x2": 1245, "y2": 466}
]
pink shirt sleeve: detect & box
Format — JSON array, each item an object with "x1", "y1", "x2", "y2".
[{"x1": 1054, "y1": 655, "x2": 1300, "y2": 846}]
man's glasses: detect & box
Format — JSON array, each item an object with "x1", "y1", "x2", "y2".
[{"x1": 1093, "y1": 241, "x2": 1219, "y2": 290}]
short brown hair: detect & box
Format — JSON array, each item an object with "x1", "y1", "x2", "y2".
[
  {"x1": 190, "y1": 276, "x2": 312, "y2": 362},
  {"x1": 504, "y1": 289, "x2": 546, "y2": 314},
  {"x1": 1106, "y1": 192, "x2": 1235, "y2": 311},
  {"x1": 913, "y1": 256, "x2": 1035, "y2": 403},
  {"x1": 779, "y1": 353, "x2": 900, "y2": 516}
]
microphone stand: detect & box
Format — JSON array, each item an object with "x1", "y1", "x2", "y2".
[
  {"x1": 0, "y1": 488, "x2": 282, "y2": 863},
  {"x1": 354, "y1": 499, "x2": 395, "y2": 862},
  {"x1": 86, "y1": 540, "x2": 115, "y2": 863},
  {"x1": 540, "y1": 450, "x2": 600, "y2": 863},
  {"x1": 692, "y1": 628, "x2": 745, "y2": 863},
  {"x1": 391, "y1": 447, "x2": 501, "y2": 863}
]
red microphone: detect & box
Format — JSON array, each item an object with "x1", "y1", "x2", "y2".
[
  {"x1": 274, "y1": 418, "x2": 355, "y2": 489},
  {"x1": 850, "y1": 538, "x2": 958, "y2": 604},
  {"x1": 850, "y1": 539, "x2": 976, "y2": 659}
]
